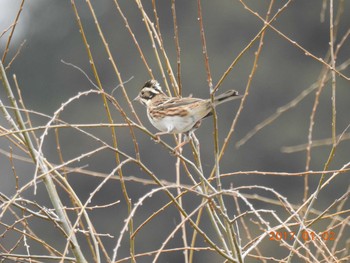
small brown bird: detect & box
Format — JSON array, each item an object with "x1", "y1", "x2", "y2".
[{"x1": 134, "y1": 80, "x2": 241, "y2": 149}]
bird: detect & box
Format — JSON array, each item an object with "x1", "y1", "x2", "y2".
[{"x1": 134, "y1": 79, "x2": 241, "y2": 150}]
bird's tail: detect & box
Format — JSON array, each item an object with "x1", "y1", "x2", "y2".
[{"x1": 214, "y1": 90, "x2": 242, "y2": 106}]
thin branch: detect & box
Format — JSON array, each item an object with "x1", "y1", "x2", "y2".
[{"x1": 1, "y1": 0, "x2": 25, "y2": 63}]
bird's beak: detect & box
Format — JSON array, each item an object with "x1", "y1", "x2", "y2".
[{"x1": 133, "y1": 95, "x2": 140, "y2": 102}]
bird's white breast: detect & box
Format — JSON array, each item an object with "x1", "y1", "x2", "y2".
[{"x1": 147, "y1": 112, "x2": 195, "y2": 134}]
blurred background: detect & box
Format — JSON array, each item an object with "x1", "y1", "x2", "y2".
[{"x1": 1, "y1": 0, "x2": 349, "y2": 262}]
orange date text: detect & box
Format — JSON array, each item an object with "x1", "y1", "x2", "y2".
[{"x1": 269, "y1": 231, "x2": 335, "y2": 241}]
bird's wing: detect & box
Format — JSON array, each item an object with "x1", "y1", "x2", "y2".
[{"x1": 154, "y1": 97, "x2": 206, "y2": 110}]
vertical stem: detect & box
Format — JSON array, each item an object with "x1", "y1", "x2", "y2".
[
  {"x1": 197, "y1": 0, "x2": 212, "y2": 89},
  {"x1": 329, "y1": 0, "x2": 337, "y2": 145},
  {"x1": 1, "y1": 0, "x2": 25, "y2": 63},
  {"x1": 171, "y1": 0, "x2": 182, "y2": 95},
  {"x1": 176, "y1": 156, "x2": 189, "y2": 263},
  {"x1": 172, "y1": 4, "x2": 186, "y2": 257}
]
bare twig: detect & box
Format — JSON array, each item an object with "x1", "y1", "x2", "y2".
[{"x1": 1, "y1": 0, "x2": 25, "y2": 63}]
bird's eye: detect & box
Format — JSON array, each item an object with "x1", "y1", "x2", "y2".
[{"x1": 140, "y1": 91, "x2": 145, "y2": 96}]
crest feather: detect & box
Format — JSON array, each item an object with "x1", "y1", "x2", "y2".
[{"x1": 142, "y1": 80, "x2": 162, "y2": 93}]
